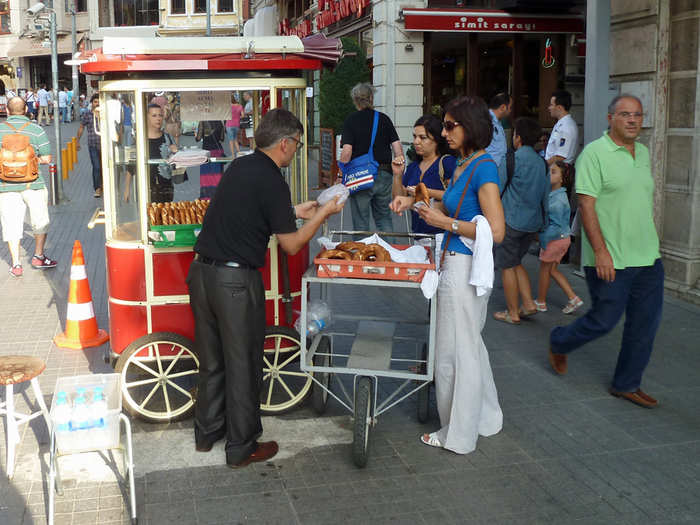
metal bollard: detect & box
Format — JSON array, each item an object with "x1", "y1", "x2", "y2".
[
  {"x1": 49, "y1": 163, "x2": 59, "y2": 205},
  {"x1": 61, "y1": 149, "x2": 69, "y2": 179},
  {"x1": 70, "y1": 138, "x2": 77, "y2": 170}
]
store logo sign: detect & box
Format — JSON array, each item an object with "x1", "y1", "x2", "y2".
[{"x1": 453, "y1": 16, "x2": 536, "y2": 32}]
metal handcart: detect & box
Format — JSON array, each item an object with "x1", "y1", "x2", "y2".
[
  {"x1": 47, "y1": 374, "x2": 137, "y2": 525},
  {"x1": 300, "y1": 231, "x2": 437, "y2": 467}
]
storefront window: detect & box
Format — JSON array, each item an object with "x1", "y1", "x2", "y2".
[
  {"x1": 105, "y1": 92, "x2": 140, "y2": 242},
  {"x1": 65, "y1": 0, "x2": 87, "y2": 11},
  {"x1": 111, "y1": 0, "x2": 159, "y2": 27}
]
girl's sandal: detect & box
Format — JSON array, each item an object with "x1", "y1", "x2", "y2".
[
  {"x1": 493, "y1": 310, "x2": 521, "y2": 325},
  {"x1": 534, "y1": 300, "x2": 548, "y2": 312},
  {"x1": 420, "y1": 432, "x2": 443, "y2": 448}
]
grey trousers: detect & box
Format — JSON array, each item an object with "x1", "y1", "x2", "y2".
[{"x1": 348, "y1": 169, "x2": 394, "y2": 234}]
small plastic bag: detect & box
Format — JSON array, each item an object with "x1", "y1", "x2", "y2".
[{"x1": 317, "y1": 183, "x2": 350, "y2": 206}]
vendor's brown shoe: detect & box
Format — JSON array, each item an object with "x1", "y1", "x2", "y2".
[
  {"x1": 548, "y1": 347, "x2": 567, "y2": 375},
  {"x1": 609, "y1": 388, "x2": 658, "y2": 408},
  {"x1": 227, "y1": 441, "x2": 279, "y2": 469}
]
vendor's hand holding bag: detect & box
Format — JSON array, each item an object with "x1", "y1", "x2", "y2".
[{"x1": 338, "y1": 110, "x2": 379, "y2": 194}]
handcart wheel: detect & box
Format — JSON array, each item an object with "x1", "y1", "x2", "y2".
[
  {"x1": 260, "y1": 326, "x2": 313, "y2": 415},
  {"x1": 312, "y1": 336, "x2": 331, "y2": 415},
  {"x1": 417, "y1": 343, "x2": 431, "y2": 424},
  {"x1": 352, "y1": 376, "x2": 374, "y2": 468},
  {"x1": 115, "y1": 332, "x2": 199, "y2": 423}
]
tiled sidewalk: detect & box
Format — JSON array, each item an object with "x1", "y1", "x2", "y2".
[{"x1": 1, "y1": 123, "x2": 700, "y2": 524}]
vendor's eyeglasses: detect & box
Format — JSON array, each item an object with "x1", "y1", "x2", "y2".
[
  {"x1": 287, "y1": 136, "x2": 304, "y2": 149},
  {"x1": 443, "y1": 120, "x2": 461, "y2": 131}
]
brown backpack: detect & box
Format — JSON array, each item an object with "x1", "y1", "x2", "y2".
[{"x1": 0, "y1": 122, "x2": 39, "y2": 183}]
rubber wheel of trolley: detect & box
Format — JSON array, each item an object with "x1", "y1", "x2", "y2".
[
  {"x1": 115, "y1": 332, "x2": 199, "y2": 423},
  {"x1": 311, "y1": 336, "x2": 331, "y2": 415},
  {"x1": 260, "y1": 326, "x2": 313, "y2": 415},
  {"x1": 417, "y1": 344, "x2": 431, "y2": 424},
  {"x1": 352, "y1": 376, "x2": 374, "y2": 468}
]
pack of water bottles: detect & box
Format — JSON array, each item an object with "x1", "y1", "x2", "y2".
[{"x1": 50, "y1": 374, "x2": 121, "y2": 453}]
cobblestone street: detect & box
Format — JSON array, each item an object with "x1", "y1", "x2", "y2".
[{"x1": 1, "y1": 121, "x2": 699, "y2": 524}]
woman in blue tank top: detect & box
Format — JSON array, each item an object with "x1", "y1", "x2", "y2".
[{"x1": 390, "y1": 96, "x2": 505, "y2": 455}]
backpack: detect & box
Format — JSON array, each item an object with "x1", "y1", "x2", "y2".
[{"x1": 0, "y1": 122, "x2": 39, "y2": 183}]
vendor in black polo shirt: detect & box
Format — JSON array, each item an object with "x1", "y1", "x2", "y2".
[{"x1": 187, "y1": 109, "x2": 344, "y2": 469}]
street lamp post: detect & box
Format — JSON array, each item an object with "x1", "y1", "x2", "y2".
[{"x1": 70, "y1": 1, "x2": 79, "y2": 122}]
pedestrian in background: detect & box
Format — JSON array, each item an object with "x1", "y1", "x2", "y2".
[
  {"x1": 226, "y1": 93, "x2": 244, "y2": 158},
  {"x1": 545, "y1": 90, "x2": 578, "y2": 166},
  {"x1": 339, "y1": 83, "x2": 404, "y2": 234},
  {"x1": 77, "y1": 94, "x2": 104, "y2": 198},
  {"x1": 391, "y1": 96, "x2": 505, "y2": 454},
  {"x1": 196, "y1": 120, "x2": 225, "y2": 199},
  {"x1": 58, "y1": 87, "x2": 68, "y2": 123},
  {"x1": 0, "y1": 97, "x2": 57, "y2": 277},
  {"x1": 549, "y1": 95, "x2": 664, "y2": 409},
  {"x1": 36, "y1": 85, "x2": 50, "y2": 126},
  {"x1": 485, "y1": 92, "x2": 512, "y2": 167},
  {"x1": 392, "y1": 114, "x2": 456, "y2": 234},
  {"x1": 25, "y1": 88, "x2": 37, "y2": 120},
  {"x1": 493, "y1": 117, "x2": 549, "y2": 325},
  {"x1": 535, "y1": 160, "x2": 582, "y2": 314}
]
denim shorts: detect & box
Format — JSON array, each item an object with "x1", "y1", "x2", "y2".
[
  {"x1": 226, "y1": 126, "x2": 239, "y2": 141},
  {"x1": 494, "y1": 224, "x2": 536, "y2": 270}
]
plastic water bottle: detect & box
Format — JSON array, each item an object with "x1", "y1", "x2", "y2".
[
  {"x1": 70, "y1": 388, "x2": 91, "y2": 431},
  {"x1": 294, "y1": 301, "x2": 331, "y2": 337},
  {"x1": 53, "y1": 391, "x2": 72, "y2": 433},
  {"x1": 90, "y1": 386, "x2": 108, "y2": 429}
]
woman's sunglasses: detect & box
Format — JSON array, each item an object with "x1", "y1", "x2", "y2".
[{"x1": 443, "y1": 120, "x2": 461, "y2": 131}]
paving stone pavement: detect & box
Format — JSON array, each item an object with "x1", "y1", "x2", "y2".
[{"x1": 1, "y1": 120, "x2": 699, "y2": 524}]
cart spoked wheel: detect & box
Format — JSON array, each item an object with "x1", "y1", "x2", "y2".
[
  {"x1": 260, "y1": 326, "x2": 313, "y2": 415},
  {"x1": 417, "y1": 343, "x2": 430, "y2": 424},
  {"x1": 115, "y1": 332, "x2": 199, "y2": 423},
  {"x1": 352, "y1": 376, "x2": 374, "y2": 468},
  {"x1": 312, "y1": 336, "x2": 331, "y2": 415}
]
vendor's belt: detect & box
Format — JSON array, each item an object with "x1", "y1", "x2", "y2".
[{"x1": 194, "y1": 254, "x2": 251, "y2": 269}]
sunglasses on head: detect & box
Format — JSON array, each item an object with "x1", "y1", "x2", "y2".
[{"x1": 443, "y1": 120, "x2": 461, "y2": 131}]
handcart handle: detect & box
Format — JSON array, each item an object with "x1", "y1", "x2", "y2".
[{"x1": 87, "y1": 208, "x2": 105, "y2": 229}]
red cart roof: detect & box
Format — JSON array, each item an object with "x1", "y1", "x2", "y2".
[{"x1": 79, "y1": 36, "x2": 339, "y2": 75}]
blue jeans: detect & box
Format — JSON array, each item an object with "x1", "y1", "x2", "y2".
[
  {"x1": 348, "y1": 169, "x2": 393, "y2": 234},
  {"x1": 59, "y1": 107, "x2": 67, "y2": 123},
  {"x1": 550, "y1": 258, "x2": 664, "y2": 392},
  {"x1": 88, "y1": 146, "x2": 102, "y2": 190}
]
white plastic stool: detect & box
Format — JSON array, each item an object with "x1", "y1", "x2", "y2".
[{"x1": 0, "y1": 355, "x2": 52, "y2": 479}]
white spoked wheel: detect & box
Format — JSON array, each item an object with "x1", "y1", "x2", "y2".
[
  {"x1": 260, "y1": 326, "x2": 313, "y2": 415},
  {"x1": 115, "y1": 332, "x2": 199, "y2": 423}
]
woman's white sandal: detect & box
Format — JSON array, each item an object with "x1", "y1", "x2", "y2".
[{"x1": 420, "y1": 432, "x2": 443, "y2": 448}]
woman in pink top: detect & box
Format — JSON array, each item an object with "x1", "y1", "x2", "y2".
[{"x1": 226, "y1": 94, "x2": 244, "y2": 158}]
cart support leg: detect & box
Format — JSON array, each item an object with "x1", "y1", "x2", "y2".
[{"x1": 120, "y1": 414, "x2": 138, "y2": 523}]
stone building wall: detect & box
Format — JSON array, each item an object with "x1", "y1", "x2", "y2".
[{"x1": 611, "y1": 0, "x2": 700, "y2": 304}]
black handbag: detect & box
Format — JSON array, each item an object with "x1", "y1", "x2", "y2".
[{"x1": 240, "y1": 115, "x2": 252, "y2": 129}]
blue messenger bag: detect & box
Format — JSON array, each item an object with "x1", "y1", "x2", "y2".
[{"x1": 339, "y1": 110, "x2": 379, "y2": 194}]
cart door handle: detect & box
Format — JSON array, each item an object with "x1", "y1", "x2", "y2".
[{"x1": 88, "y1": 208, "x2": 105, "y2": 229}]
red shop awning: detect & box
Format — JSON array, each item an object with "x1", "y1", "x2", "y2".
[{"x1": 402, "y1": 8, "x2": 584, "y2": 34}]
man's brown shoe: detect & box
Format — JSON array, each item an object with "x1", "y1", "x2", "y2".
[
  {"x1": 609, "y1": 388, "x2": 658, "y2": 408},
  {"x1": 548, "y1": 348, "x2": 567, "y2": 375},
  {"x1": 227, "y1": 441, "x2": 279, "y2": 469}
]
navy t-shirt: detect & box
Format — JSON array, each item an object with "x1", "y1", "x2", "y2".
[
  {"x1": 403, "y1": 155, "x2": 456, "y2": 234},
  {"x1": 442, "y1": 154, "x2": 499, "y2": 255}
]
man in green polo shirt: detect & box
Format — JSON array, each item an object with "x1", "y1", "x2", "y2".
[
  {"x1": 548, "y1": 95, "x2": 664, "y2": 409},
  {"x1": 0, "y1": 96, "x2": 57, "y2": 277}
]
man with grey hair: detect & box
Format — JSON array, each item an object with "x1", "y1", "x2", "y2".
[
  {"x1": 548, "y1": 95, "x2": 664, "y2": 409},
  {"x1": 188, "y1": 108, "x2": 344, "y2": 468},
  {"x1": 339, "y1": 82, "x2": 404, "y2": 233}
]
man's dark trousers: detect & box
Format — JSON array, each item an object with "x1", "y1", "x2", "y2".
[
  {"x1": 187, "y1": 260, "x2": 266, "y2": 464},
  {"x1": 550, "y1": 259, "x2": 664, "y2": 392},
  {"x1": 88, "y1": 146, "x2": 102, "y2": 190}
]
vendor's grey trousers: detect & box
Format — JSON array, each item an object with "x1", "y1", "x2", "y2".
[
  {"x1": 435, "y1": 253, "x2": 502, "y2": 454},
  {"x1": 187, "y1": 260, "x2": 266, "y2": 463}
]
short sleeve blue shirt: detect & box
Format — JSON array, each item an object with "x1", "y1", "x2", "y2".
[
  {"x1": 403, "y1": 155, "x2": 456, "y2": 234},
  {"x1": 441, "y1": 154, "x2": 499, "y2": 255}
]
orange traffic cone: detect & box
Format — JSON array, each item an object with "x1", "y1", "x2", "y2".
[{"x1": 54, "y1": 240, "x2": 109, "y2": 350}]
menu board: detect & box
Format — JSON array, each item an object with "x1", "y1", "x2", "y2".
[
  {"x1": 318, "y1": 128, "x2": 335, "y2": 188},
  {"x1": 180, "y1": 91, "x2": 231, "y2": 121}
]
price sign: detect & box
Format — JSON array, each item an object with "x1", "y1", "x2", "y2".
[
  {"x1": 180, "y1": 91, "x2": 231, "y2": 121},
  {"x1": 318, "y1": 128, "x2": 336, "y2": 188}
]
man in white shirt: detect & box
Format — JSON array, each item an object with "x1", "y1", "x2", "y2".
[
  {"x1": 545, "y1": 90, "x2": 578, "y2": 165},
  {"x1": 37, "y1": 85, "x2": 50, "y2": 126},
  {"x1": 58, "y1": 87, "x2": 68, "y2": 123},
  {"x1": 485, "y1": 92, "x2": 512, "y2": 167}
]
